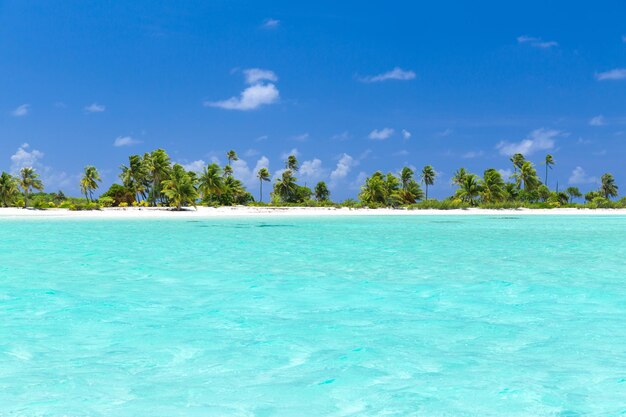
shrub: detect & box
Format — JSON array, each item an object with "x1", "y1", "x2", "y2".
[{"x1": 98, "y1": 196, "x2": 115, "y2": 207}]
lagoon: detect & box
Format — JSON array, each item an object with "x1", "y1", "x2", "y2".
[{"x1": 1, "y1": 215, "x2": 625, "y2": 416}]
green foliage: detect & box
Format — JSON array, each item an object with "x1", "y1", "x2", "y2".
[{"x1": 101, "y1": 183, "x2": 135, "y2": 206}]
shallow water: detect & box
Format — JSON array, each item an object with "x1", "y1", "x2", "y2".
[{"x1": 1, "y1": 216, "x2": 625, "y2": 416}]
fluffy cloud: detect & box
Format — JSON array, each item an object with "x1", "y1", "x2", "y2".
[
  {"x1": 243, "y1": 68, "x2": 278, "y2": 84},
  {"x1": 568, "y1": 166, "x2": 598, "y2": 185},
  {"x1": 232, "y1": 156, "x2": 270, "y2": 189},
  {"x1": 589, "y1": 115, "x2": 606, "y2": 126},
  {"x1": 291, "y1": 133, "x2": 309, "y2": 142},
  {"x1": 181, "y1": 160, "x2": 206, "y2": 173},
  {"x1": 281, "y1": 148, "x2": 300, "y2": 159},
  {"x1": 85, "y1": 103, "x2": 106, "y2": 113},
  {"x1": 11, "y1": 104, "x2": 29, "y2": 117},
  {"x1": 517, "y1": 35, "x2": 558, "y2": 48},
  {"x1": 299, "y1": 158, "x2": 326, "y2": 182},
  {"x1": 113, "y1": 136, "x2": 141, "y2": 147},
  {"x1": 330, "y1": 153, "x2": 357, "y2": 185},
  {"x1": 10, "y1": 143, "x2": 44, "y2": 172},
  {"x1": 595, "y1": 68, "x2": 626, "y2": 81},
  {"x1": 262, "y1": 18, "x2": 280, "y2": 28},
  {"x1": 359, "y1": 67, "x2": 416, "y2": 83},
  {"x1": 402, "y1": 129, "x2": 411, "y2": 140},
  {"x1": 368, "y1": 128, "x2": 394, "y2": 140},
  {"x1": 496, "y1": 128, "x2": 561, "y2": 156},
  {"x1": 206, "y1": 83, "x2": 279, "y2": 111}
]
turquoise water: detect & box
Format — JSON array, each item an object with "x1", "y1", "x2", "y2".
[{"x1": 1, "y1": 215, "x2": 626, "y2": 416}]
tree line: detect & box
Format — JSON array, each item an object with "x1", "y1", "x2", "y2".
[{"x1": 0, "y1": 149, "x2": 621, "y2": 209}]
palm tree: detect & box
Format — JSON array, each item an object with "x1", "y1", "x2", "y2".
[
  {"x1": 544, "y1": 154, "x2": 555, "y2": 186},
  {"x1": 421, "y1": 165, "x2": 436, "y2": 200},
  {"x1": 80, "y1": 166, "x2": 101, "y2": 201},
  {"x1": 120, "y1": 154, "x2": 147, "y2": 202},
  {"x1": 359, "y1": 172, "x2": 387, "y2": 205},
  {"x1": 274, "y1": 170, "x2": 298, "y2": 202},
  {"x1": 456, "y1": 174, "x2": 482, "y2": 205},
  {"x1": 19, "y1": 167, "x2": 44, "y2": 208},
  {"x1": 256, "y1": 167, "x2": 271, "y2": 202},
  {"x1": 0, "y1": 172, "x2": 19, "y2": 207},
  {"x1": 480, "y1": 169, "x2": 505, "y2": 203},
  {"x1": 314, "y1": 181, "x2": 330, "y2": 201},
  {"x1": 161, "y1": 164, "x2": 198, "y2": 210},
  {"x1": 223, "y1": 164, "x2": 233, "y2": 178},
  {"x1": 397, "y1": 167, "x2": 423, "y2": 204},
  {"x1": 198, "y1": 163, "x2": 224, "y2": 202},
  {"x1": 510, "y1": 153, "x2": 525, "y2": 173},
  {"x1": 145, "y1": 149, "x2": 171, "y2": 206},
  {"x1": 565, "y1": 186, "x2": 582, "y2": 203},
  {"x1": 513, "y1": 161, "x2": 540, "y2": 191},
  {"x1": 226, "y1": 150, "x2": 238, "y2": 166},
  {"x1": 452, "y1": 168, "x2": 468, "y2": 186},
  {"x1": 286, "y1": 155, "x2": 299, "y2": 172},
  {"x1": 600, "y1": 173, "x2": 618, "y2": 199}
]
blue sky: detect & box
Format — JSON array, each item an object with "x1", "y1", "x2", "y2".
[{"x1": 1, "y1": 0, "x2": 625, "y2": 200}]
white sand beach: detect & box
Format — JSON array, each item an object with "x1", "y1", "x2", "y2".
[{"x1": 1, "y1": 206, "x2": 626, "y2": 218}]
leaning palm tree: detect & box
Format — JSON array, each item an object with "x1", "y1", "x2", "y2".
[
  {"x1": 145, "y1": 149, "x2": 172, "y2": 206},
  {"x1": 226, "y1": 150, "x2": 238, "y2": 166},
  {"x1": 480, "y1": 169, "x2": 505, "y2": 203},
  {"x1": 600, "y1": 173, "x2": 618, "y2": 199},
  {"x1": 0, "y1": 171, "x2": 19, "y2": 207},
  {"x1": 456, "y1": 174, "x2": 482, "y2": 205},
  {"x1": 256, "y1": 167, "x2": 271, "y2": 202},
  {"x1": 544, "y1": 154, "x2": 555, "y2": 186},
  {"x1": 274, "y1": 170, "x2": 298, "y2": 202},
  {"x1": 286, "y1": 155, "x2": 299, "y2": 172},
  {"x1": 120, "y1": 154, "x2": 147, "y2": 202},
  {"x1": 198, "y1": 163, "x2": 224, "y2": 201},
  {"x1": 80, "y1": 165, "x2": 102, "y2": 201},
  {"x1": 18, "y1": 167, "x2": 44, "y2": 208},
  {"x1": 510, "y1": 153, "x2": 525, "y2": 173},
  {"x1": 421, "y1": 165, "x2": 436, "y2": 200},
  {"x1": 161, "y1": 164, "x2": 198, "y2": 210},
  {"x1": 452, "y1": 168, "x2": 468, "y2": 186},
  {"x1": 513, "y1": 161, "x2": 540, "y2": 192}
]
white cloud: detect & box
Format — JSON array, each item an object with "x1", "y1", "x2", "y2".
[
  {"x1": 498, "y1": 169, "x2": 513, "y2": 180},
  {"x1": 496, "y1": 128, "x2": 561, "y2": 156},
  {"x1": 113, "y1": 136, "x2": 141, "y2": 147},
  {"x1": 462, "y1": 150, "x2": 484, "y2": 159},
  {"x1": 589, "y1": 115, "x2": 606, "y2": 126},
  {"x1": 262, "y1": 18, "x2": 280, "y2": 28},
  {"x1": 299, "y1": 158, "x2": 326, "y2": 182},
  {"x1": 85, "y1": 103, "x2": 106, "y2": 113},
  {"x1": 10, "y1": 143, "x2": 44, "y2": 172},
  {"x1": 369, "y1": 128, "x2": 394, "y2": 140},
  {"x1": 291, "y1": 133, "x2": 309, "y2": 142},
  {"x1": 568, "y1": 166, "x2": 598, "y2": 185},
  {"x1": 595, "y1": 68, "x2": 626, "y2": 81},
  {"x1": 244, "y1": 148, "x2": 259, "y2": 157},
  {"x1": 331, "y1": 131, "x2": 351, "y2": 141},
  {"x1": 517, "y1": 35, "x2": 558, "y2": 48},
  {"x1": 206, "y1": 83, "x2": 279, "y2": 111},
  {"x1": 330, "y1": 153, "x2": 357, "y2": 185},
  {"x1": 255, "y1": 135, "x2": 269, "y2": 142},
  {"x1": 359, "y1": 67, "x2": 416, "y2": 83},
  {"x1": 393, "y1": 150, "x2": 409, "y2": 156},
  {"x1": 243, "y1": 68, "x2": 278, "y2": 85},
  {"x1": 232, "y1": 156, "x2": 270, "y2": 189},
  {"x1": 181, "y1": 160, "x2": 206, "y2": 173},
  {"x1": 11, "y1": 104, "x2": 29, "y2": 117},
  {"x1": 402, "y1": 129, "x2": 411, "y2": 140}
]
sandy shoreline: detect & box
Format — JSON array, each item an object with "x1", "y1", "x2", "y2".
[{"x1": 1, "y1": 206, "x2": 626, "y2": 218}]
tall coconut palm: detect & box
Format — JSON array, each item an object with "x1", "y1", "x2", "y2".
[
  {"x1": 198, "y1": 163, "x2": 224, "y2": 201},
  {"x1": 274, "y1": 170, "x2": 298, "y2": 202},
  {"x1": 456, "y1": 174, "x2": 482, "y2": 205},
  {"x1": 452, "y1": 168, "x2": 468, "y2": 186},
  {"x1": 421, "y1": 165, "x2": 436, "y2": 200},
  {"x1": 565, "y1": 186, "x2": 582, "y2": 203},
  {"x1": 510, "y1": 153, "x2": 525, "y2": 173},
  {"x1": 256, "y1": 167, "x2": 270, "y2": 202},
  {"x1": 544, "y1": 154, "x2": 555, "y2": 186},
  {"x1": 120, "y1": 154, "x2": 147, "y2": 202},
  {"x1": 286, "y1": 155, "x2": 299, "y2": 172},
  {"x1": 513, "y1": 161, "x2": 540, "y2": 191},
  {"x1": 600, "y1": 173, "x2": 618, "y2": 199},
  {"x1": 0, "y1": 171, "x2": 19, "y2": 207},
  {"x1": 314, "y1": 181, "x2": 330, "y2": 201},
  {"x1": 480, "y1": 169, "x2": 505, "y2": 203},
  {"x1": 161, "y1": 164, "x2": 198, "y2": 210},
  {"x1": 80, "y1": 165, "x2": 102, "y2": 201},
  {"x1": 19, "y1": 167, "x2": 44, "y2": 208},
  {"x1": 145, "y1": 149, "x2": 171, "y2": 205},
  {"x1": 226, "y1": 150, "x2": 238, "y2": 166}
]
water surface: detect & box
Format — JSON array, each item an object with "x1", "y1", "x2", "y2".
[{"x1": 1, "y1": 216, "x2": 625, "y2": 416}]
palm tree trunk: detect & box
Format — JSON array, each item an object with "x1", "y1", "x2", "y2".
[
  {"x1": 259, "y1": 180, "x2": 263, "y2": 202},
  {"x1": 425, "y1": 184, "x2": 428, "y2": 201},
  {"x1": 545, "y1": 165, "x2": 548, "y2": 186}
]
